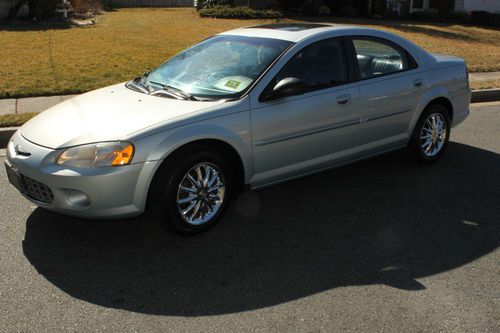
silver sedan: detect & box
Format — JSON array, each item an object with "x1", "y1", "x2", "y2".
[{"x1": 5, "y1": 23, "x2": 470, "y2": 234}]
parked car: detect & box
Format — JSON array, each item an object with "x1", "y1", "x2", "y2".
[{"x1": 5, "y1": 23, "x2": 470, "y2": 234}]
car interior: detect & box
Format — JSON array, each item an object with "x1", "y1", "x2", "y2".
[
  {"x1": 356, "y1": 53, "x2": 404, "y2": 78},
  {"x1": 353, "y1": 39, "x2": 407, "y2": 78},
  {"x1": 276, "y1": 40, "x2": 346, "y2": 88}
]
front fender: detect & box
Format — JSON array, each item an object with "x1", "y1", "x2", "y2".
[
  {"x1": 133, "y1": 110, "x2": 253, "y2": 190},
  {"x1": 153, "y1": 125, "x2": 251, "y2": 170}
]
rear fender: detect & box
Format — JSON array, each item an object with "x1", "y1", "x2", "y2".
[{"x1": 407, "y1": 86, "x2": 451, "y2": 137}]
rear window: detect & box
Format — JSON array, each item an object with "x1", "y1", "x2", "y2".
[{"x1": 352, "y1": 38, "x2": 416, "y2": 79}]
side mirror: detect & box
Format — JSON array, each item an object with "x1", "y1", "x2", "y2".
[{"x1": 261, "y1": 77, "x2": 306, "y2": 101}]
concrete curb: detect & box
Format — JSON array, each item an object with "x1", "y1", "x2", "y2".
[
  {"x1": 0, "y1": 127, "x2": 17, "y2": 150},
  {"x1": 471, "y1": 89, "x2": 500, "y2": 103},
  {"x1": 0, "y1": 89, "x2": 499, "y2": 150}
]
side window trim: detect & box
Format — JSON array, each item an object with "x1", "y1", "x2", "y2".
[
  {"x1": 259, "y1": 37, "x2": 353, "y2": 102},
  {"x1": 346, "y1": 35, "x2": 419, "y2": 82}
]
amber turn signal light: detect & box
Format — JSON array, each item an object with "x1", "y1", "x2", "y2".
[{"x1": 112, "y1": 144, "x2": 134, "y2": 166}]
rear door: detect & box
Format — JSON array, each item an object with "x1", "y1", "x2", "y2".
[
  {"x1": 347, "y1": 36, "x2": 423, "y2": 152},
  {"x1": 249, "y1": 37, "x2": 363, "y2": 186}
]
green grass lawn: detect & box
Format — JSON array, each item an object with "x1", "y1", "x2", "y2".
[
  {"x1": 1, "y1": 8, "x2": 500, "y2": 99},
  {"x1": 0, "y1": 113, "x2": 38, "y2": 127}
]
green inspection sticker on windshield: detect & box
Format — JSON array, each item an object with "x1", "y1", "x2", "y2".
[{"x1": 224, "y1": 80, "x2": 241, "y2": 89}]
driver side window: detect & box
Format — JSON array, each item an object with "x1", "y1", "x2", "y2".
[{"x1": 276, "y1": 38, "x2": 348, "y2": 91}]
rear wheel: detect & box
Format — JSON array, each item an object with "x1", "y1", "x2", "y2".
[
  {"x1": 408, "y1": 104, "x2": 451, "y2": 163},
  {"x1": 151, "y1": 148, "x2": 232, "y2": 235}
]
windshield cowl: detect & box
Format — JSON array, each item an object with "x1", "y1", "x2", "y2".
[{"x1": 126, "y1": 78, "x2": 221, "y2": 102}]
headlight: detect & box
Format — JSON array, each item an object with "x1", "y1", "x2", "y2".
[{"x1": 56, "y1": 142, "x2": 134, "y2": 168}]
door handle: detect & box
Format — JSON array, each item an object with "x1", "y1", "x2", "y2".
[
  {"x1": 413, "y1": 79, "x2": 423, "y2": 87},
  {"x1": 336, "y1": 94, "x2": 351, "y2": 105}
]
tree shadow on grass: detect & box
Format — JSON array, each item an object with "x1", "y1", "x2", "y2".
[
  {"x1": 23, "y1": 142, "x2": 500, "y2": 316},
  {"x1": 383, "y1": 24, "x2": 476, "y2": 41},
  {"x1": 0, "y1": 20, "x2": 72, "y2": 31},
  {"x1": 292, "y1": 16, "x2": 500, "y2": 42}
]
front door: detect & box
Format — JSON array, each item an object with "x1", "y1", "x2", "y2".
[{"x1": 249, "y1": 38, "x2": 363, "y2": 187}]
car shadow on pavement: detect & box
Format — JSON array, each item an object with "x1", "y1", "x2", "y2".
[{"x1": 22, "y1": 142, "x2": 500, "y2": 316}]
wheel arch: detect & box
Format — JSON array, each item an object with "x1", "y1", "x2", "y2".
[
  {"x1": 160, "y1": 138, "x2": 246, "y2": 191},
  {"x1": 142, "y1": 129, "x2": 250, "y2": 210},
  {"x1": 408, "y1": 88, "x2": 454, "y2": 137},
  {"x1": 425, "y1": 97, "x2": 454, "y2": 121}
]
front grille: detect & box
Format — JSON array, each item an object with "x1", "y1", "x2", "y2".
[{"x1": 21, "y1": 175, "x2": 54, "y2": 204}]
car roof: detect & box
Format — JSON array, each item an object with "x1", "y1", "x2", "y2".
[
  {"x1": 219, "y1": 23, "x2": 370, "y2": 42},
  {"x1": 219, "y1": 22, "x2": 435, "y2": 69}
]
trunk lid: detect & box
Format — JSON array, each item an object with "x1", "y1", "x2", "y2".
[{"x1": 430, "y1": 53, "x2": 466, "y2": 67}]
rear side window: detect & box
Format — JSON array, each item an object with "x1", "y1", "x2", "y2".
[
  {"x1": 352, "y1": 38, "x2": 415, "y2": 79},
  {"x1": 275, "y1": 38, "x2": 347, "y2": 90}
]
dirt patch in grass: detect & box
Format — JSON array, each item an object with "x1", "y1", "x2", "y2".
[
  {"x1": 1, "y1": 8, "x2": 500, "y2": 98},
  {"x1": 0, "y1": 113, "x2": 38, "y2": 127}
]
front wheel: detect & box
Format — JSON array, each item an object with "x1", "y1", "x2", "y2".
[
  {"x1": 151, "y1": 149, "x2": 232, "y2": 235},
  {"x1": 408, "y1": 104, "x2": 451, "y2": 163}
]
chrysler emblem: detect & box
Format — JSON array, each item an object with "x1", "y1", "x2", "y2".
[{"x1": 14, "y1": 144, "x2": 31, "y2": 156}]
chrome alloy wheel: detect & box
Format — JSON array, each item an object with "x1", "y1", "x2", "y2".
[
  {"x1": 176, "y1": 162, "x2": 226, "y2": 226},
  {"x1": 420, "y1": 113, "x2": 447, "y2": 157}
]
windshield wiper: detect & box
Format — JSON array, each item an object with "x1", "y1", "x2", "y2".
[{"x1": 149, "y1": 81, "x2": 198, "y2": 101}]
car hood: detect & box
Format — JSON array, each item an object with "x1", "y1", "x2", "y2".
[{"x1": 20, "y1": 83, "x2": 224, "y2": 149}]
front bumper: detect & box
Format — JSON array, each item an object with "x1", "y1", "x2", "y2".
[{"x1": 5, "y1": 130, "x2": 158, "y2": 219}]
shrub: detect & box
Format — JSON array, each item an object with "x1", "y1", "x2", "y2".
[
  {"x1": 354, "y1": 0, "x2": 369, "y2": 16},
  {"x1": 32, "y1": 0, "x2": 61, "y2": 19},
  {"x1": 337, "y1": 4, "x2": 358, "y2": 17},
  {"x1": 405, "y1": 10, "x2": 438, "y2": 21},
  {"x1": 277, "y1": 0, "x2": 303, "y2": 11},
  {"x1": 469, "y1": 10, "x2": 500, "y2": 27},
  {"x1": 299, "y1": 1, "x2": 315, "y2": 15},
  {"x1": 429, "y1": 0, "x2": 454, "y2": 15},
  {"x1": 6, "y1": 0, "x2": 27, "y2": 19},
  {"x1": 402, "y1": 9, "x2": 499, "y2": 27},
  {"x1": 371, "y1": 0, "x2": 386, "y2": 16},
  {"x1": 71, "y1": 0, "x2": 103, "y2": 15},
  {"x1": 323, "y1": 0, "x2": 368, "y2": 14},
  {"x1": 198, "y1": 6, "x2": 283, "y2": 19},
  {"x1": 196, "y1": 0, "x2": 234, "y2": 10},
  {"x1": 6, "y1": 0, "x2": 60, "y2": 20},
  {"x1": 383, "y1": 9, "x2": 400, "y2": 20},
  {"x1": 318, "y1": 5, "x2": 331, "y2": 16},
  {"x1": 442, "y1": 10, "x2": 468, "y2": 22}
]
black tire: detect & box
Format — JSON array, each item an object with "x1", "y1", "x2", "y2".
[
  {"x1": 150, "y1": 146, "x2": 233, "y2": 235},
  {"x1": 408, "y1": 104, "x2": 451, "y2": 164}
]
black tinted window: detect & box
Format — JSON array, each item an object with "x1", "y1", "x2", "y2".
[
  {"x1": 353, "y1": 38, "x2": 411, "y2": 79},
  {"x1": 276, "y1": 38, "x2": 347, "y2": 90}
]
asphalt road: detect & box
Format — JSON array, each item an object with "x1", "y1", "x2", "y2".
[{"x1": 1, "y1": 103, "x2": 499, "y2": 332}]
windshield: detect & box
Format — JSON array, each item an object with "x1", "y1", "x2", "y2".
[{"x1": 143, "y1": 35, "x2": 292, "y2": 100}]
